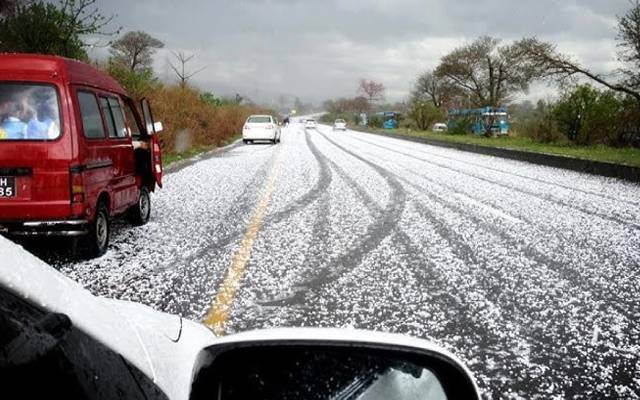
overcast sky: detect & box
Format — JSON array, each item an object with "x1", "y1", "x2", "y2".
[{"x1": 90, "y1": 0, "x2": 630, "y2": 106}]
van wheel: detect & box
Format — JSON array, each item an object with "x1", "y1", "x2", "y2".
[
  {"x1": 86, "y1": 202, "x2": 110, "y2": 258},
  {"x1": 128, "y1": 187, "x2": 151, "y2": 226},
  {"x1": 243, "y1": 139, "x2": 249, "y2": 144}
]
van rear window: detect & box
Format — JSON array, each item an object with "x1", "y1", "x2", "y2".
[{"x1": 0, "y1": 83, "x2": 61, "y2": 140}]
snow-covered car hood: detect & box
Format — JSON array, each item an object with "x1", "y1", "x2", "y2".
[{"x1": 0, "y1": 237, "x2": 216, "y2": 399}]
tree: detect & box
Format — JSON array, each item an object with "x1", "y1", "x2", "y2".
[
  {"x1": 552, "y1": 85, "x2": 624, "y2": 145},
  {"x1": 513, "y1": 37, "x2": 640, "y2": 105},
  {"x1": 617, "y1": 0, "x2": 640, "y2": 91},
  {"x1": 169, "y1": 51, "x2": 205, "y2": 88},
  {"x1": 351, "y1": 96, "x2": 370, "y2": 113},
  {"x1": 435, "y1": 36, "x2": 538, "y2": 108},
  {"x1": 514, "y1": 2, "x2": 640, "y2": 104},
  {"x1": 106, "y1": 59, "x2": 159, "y2": 100},
  {"x1": 0, "y1": 0, "x2": 23, "y2": 19},
  {"x1": 413, "y1": 71, "x2": 448, "y2": 108},
  {"x1": 408, "y1": 97, "x2": 444, "y2": 130},
  {"x1": 0, "y1": 0, "x2": 117, "y2": 59},
  {"x1": 358, "y1": 79, "x2": 385, "y2": 106},
  {"x1": 110, "y1": 30, "x2": 164, "y2": 72}
]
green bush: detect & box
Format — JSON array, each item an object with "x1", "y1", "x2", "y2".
[
  {"x1": 447, "y1": 116, "x2": 473, "y2": 135},
  {"x1": 553, "y1": 85, "x2": 625, "y2": 145},
  {"x1": 107, "y1": 61, "x2": 160, "y2": 100},
  {"x1": 407, "y1": 99, "x2": 443, "y2": 130},
  {"x1": 200, "y1": 92, "x2": 223, "y2": 107},
  {"x1": 368, "y1": 114, "x2": 384, "y2": 128}
]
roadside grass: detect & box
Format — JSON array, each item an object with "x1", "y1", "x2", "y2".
[
  {"x1": 355, "y1": 126, "x2": 640, "y2": 168},
  {"x1": 163, "y1": 134, "x2": 241, "y2": 167}
]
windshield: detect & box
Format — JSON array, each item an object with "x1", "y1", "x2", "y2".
[
  {"x1": 0, "y1": 83, "x2": 61, "y2": 140},
  {"x1": 2, "y1": 1, "x2": 639, "y2": 399}
]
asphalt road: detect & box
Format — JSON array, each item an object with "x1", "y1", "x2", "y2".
[{"x1": 48, "y1": 122, "x2": 639, "y2": 399}]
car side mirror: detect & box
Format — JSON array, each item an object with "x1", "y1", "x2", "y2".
[{"x1": 190, "y1": 329, "x2": 480, "y2": 400}]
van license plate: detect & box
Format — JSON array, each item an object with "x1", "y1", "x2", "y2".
[{"x1": 0, "y1": 177, "x2": 16, "y2": 197}]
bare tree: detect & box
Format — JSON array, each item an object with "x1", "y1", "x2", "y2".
[
  {"x1": 412, "y1": 70, "x2": 467, "y2": 108},
  {"x1": 358, "y1": 79, "x2": 385, "y2": 106},
  {"x1": 169, "y1": 51, "x2": 205, "y2": 88},
  {"x1": 514, "y1": 38, "x2": 640, "y2": 103},
  {"x1": 514, "y1": 2, "x2": 640, "y2": 104},
  {"x1": 413, "y1": 71, "x2": 445, "y2": 108},
  {"x1": 618, "y1": 1, "x2": 640, "y2": 88},
  {"x1": 435, "y1": 36, "x2": 538, "y2": 108},
  {"x1": 110, "y1": 30, "x2": 164, "y2": 72}
]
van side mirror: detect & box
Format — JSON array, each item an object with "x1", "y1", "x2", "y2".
[{"x1": 153, "y1": 122, "x2": 163, "y2": 133}]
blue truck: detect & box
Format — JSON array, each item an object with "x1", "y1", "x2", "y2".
[{"x1": 448, "y1": 107, "x2": 509, "y2": 135}]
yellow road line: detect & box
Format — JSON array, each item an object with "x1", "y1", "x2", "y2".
[{"x1": 203, "y1": 150, "x2": 282, "y2": 335}]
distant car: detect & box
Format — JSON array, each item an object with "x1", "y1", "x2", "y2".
[
  {"x1": 305, "y1": 119, "x2": 317, "y2": 129},
  {"x1": 333, "y1": 119, "x2": 347, "y2": 131},
  {"x1": 243, "y1": 115, "x2": 281, "y2": 144},
  {"x1": 433, "y1": 123, "x2": 448, "y2": 132}
]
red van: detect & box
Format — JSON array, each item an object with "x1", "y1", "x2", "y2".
[{"x1": 0, "y1": 54, "x2": 163, "y2": 257}]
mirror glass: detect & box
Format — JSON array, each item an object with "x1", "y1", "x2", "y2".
[{"x1": 192, "y1": 345, "x2": 448, "y2": 400}]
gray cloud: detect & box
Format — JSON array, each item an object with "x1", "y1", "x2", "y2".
[{"x1": 92, "y1": 0, "x2": 631, "y2": 104}]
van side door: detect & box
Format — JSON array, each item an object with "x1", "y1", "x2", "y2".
[
  {"x1": 74, "y1": 89, "x2": 113, "y2": 218},
  {"x1": 140, "y1": 98, "x2": 162, "y2": 188},
  {"x1": 98, "y1": 95, "x2": 137, "y2": 215}
]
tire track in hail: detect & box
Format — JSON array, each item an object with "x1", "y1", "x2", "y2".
[
  {"x1": 354, "y1": 147, "x2": 640, "y2": 321},
  {"x1": 316, "y1": 136, "x2": 638, "y2": 396},
  {"x1": 348, "y1": 146, "x2": 640, "y2": 396},
  {"x1": 278, "y1": 137, "x2": 537, "y2": 396},
  {"x1": 268, "y1": 131, "x2": 333, "y2": 224},
  {"x1": 252, "y1": 131, "x2": 335, "y2": 312},
  {"x1": 407, "y1": 192, "x2": 639, "y2": 398},
  {"x1": 352, "y1": 133, "x2": 640, "y2": 207},
  {"x1": 348, "y1": 134, "x2": 640, "y2": 230},
  {"x1": 392, "y1": 230, "x2": 541, "y2": 398},
  {"x1": 264, "y1": 131, "x2": 407, "y2": 307}
]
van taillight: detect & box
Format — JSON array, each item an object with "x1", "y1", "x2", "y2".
[{"x1": 70, "y1": 170, "x2": 85, "y2": 203}]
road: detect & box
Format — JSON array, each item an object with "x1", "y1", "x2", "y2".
[{"x1": 48, "y1": 122, "x2": 639, "y2": 399}]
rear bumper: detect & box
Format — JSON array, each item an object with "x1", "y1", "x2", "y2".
[
  {"x1": 243, "y1": 132, "x2": 277, "y2": 140},
  {"x1": 0, "y1": 219, "x2": 89, "y2": 237}
]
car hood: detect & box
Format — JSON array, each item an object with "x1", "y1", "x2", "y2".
[{"x1": 0, "y1": 237, "x2": 216, "y2": 399}]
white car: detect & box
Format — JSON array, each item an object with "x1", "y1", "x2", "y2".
[
  {"x1": 305, "y1": 119, "x2": 317, "y2": 129},
  {"x1": 243, "y1": 115, "x2": 281, "y2": 144},
  {"x1": 0, "y1": 236, "x2": 480, "y2": 399},
  {"x1": 433, "y1": 122, "x2": 448, "y2": 132},
  {"x1": 333, "y1": 119, "x2": 347, "y2": 131}
]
